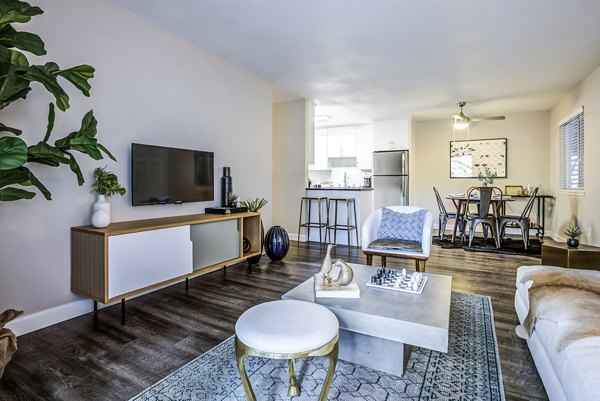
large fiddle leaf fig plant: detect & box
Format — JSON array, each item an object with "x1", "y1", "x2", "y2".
[{"x1": 0, "y1": 0, "x2": 115, "y2": 201}]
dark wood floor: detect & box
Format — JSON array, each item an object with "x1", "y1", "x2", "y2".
[{"x1": 0, "y1": 241, "x2": 548, "y2": 401}]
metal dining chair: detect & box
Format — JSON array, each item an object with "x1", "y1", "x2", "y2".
[
  {"x1": 433, "y1": 187, "x2": 465, "y2": 241},
  {"x1": 498, "y1": 187, "x2": 539, "y2": 250},
  {"x1": 465, "y1": 186, "x2": 502, "y2": 248}
]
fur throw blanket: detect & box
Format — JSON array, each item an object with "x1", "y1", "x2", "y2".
[
  {"x1": 515, "y1": 268, "x2": 600, "y2": 351},
  {"x1": 0, "y1": 309, "x2": 23, "y2": 378}
]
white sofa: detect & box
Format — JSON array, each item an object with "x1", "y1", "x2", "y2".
[{"x1": 514, "y1": 265, "x2": 600, "y2": 401}]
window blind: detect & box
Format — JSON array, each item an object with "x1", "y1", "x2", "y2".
[{"x1": 559, "y1": 109, "x2": 584, "y2": 190}]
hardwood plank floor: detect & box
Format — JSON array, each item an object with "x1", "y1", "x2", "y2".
[{"x1": 0, "y1": 241, "x2": 548, "y2": 401}]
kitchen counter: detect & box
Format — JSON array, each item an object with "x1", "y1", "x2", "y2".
[{"x1": 306, "y1": 187, "x2": 373, "y2": 191}]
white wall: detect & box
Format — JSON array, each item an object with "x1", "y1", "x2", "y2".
[
  {"x1": 413, "y1": 112, "x2": 551, "y2": 232},
  {"x1": 272, "y1": 100, "x2": 310, "y2": 238},
  {"x1": 549, "y1": 64, "x2": 600, "y2": 246},
  {"x1": 0, "y1": 0, "x2": 272, "y2": 331}
]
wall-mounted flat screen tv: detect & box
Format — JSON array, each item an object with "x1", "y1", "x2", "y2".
[{"x1": 132, "y1": 143, "x2": 214, "y2": 206}]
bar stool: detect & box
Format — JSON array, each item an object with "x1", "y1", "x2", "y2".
[
  {"x1": 298, "y1": 197, "x2": 328, "y2": 244},
  {"x1": 327, "y1": 198, "x2": 359, "y2": 247}
]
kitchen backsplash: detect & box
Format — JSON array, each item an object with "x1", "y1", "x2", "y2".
[{"x1": 308, "y1": 167, "x2": 368, "y2": 188}]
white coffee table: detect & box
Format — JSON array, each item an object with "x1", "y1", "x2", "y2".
[{"x1": 282, "y1": 263, "x2": 452, "y2": 377}]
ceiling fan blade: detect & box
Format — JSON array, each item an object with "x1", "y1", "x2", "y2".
[{"x1": 471, "y1": 116, "x2": 505, "y2": 122}]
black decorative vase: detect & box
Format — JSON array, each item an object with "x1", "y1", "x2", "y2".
[
  {"x1": 265, "y1": 226, "x2": 290, "y2": 262},
  {"x1": 248, "y1": 221, "x2": 265, "y2": 265},
  {"x1": 566, "y1": 238, "x2": 579, "y2": 248}
]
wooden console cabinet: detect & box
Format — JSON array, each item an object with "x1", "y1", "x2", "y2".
[{"x1": 71, "y1": 212, "x2": 261, "y2": 306}]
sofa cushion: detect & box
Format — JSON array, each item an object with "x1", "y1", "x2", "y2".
[
  {"x1": 367, "y1": 238, "x2": 422, "y2": 252},
  {"x1": 377, "y1": 208, "x2": 426, "y2": 242}
]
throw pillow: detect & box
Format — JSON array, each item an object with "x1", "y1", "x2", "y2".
[{"x1": 377, "y1": 208, "x2": 426, "y2": 242}]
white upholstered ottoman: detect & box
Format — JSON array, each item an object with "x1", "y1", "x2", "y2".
[{"x1": 234, "y1": 300, "x2": 339, "y2": 400}]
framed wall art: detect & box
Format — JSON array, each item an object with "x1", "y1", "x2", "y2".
[{"x1": 450, "y1": 138, "x2": 507, "y2": 178}]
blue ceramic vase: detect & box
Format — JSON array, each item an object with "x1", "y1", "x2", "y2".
[{"x1": 265, "y1": 225, "x2": 290, "y2": 261}]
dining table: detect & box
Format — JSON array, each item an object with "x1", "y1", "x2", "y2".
[{"x1": 446, "y1": 194, "x2": 514, "y2": 244}]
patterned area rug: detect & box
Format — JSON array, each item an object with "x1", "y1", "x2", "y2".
[
  {"x1": 434, "y1": 236, "x2": 542, "y2": 257},
  {"x1": 130, "y1": 292, "x2": 504, "y2": 401}
]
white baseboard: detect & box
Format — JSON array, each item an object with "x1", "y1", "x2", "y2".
[{"x1": 6, "y1": 299, "x2": 94, "y2": 337}]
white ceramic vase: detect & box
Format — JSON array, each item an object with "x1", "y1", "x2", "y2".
[{"x1": 91, "y1": 194, "x2": 111, "y2": 228}]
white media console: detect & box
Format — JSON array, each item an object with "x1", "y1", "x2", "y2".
[{"x1": 71, "y1": 212, "x2": 261, "y2": 321}]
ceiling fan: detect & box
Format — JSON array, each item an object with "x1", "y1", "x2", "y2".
[{"x1": 452, "y1": 101, "x2": 505, "y2": 129}]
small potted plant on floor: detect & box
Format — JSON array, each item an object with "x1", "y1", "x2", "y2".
[
  {"x1": 564, "y1": 225, "x2": 582, "y2": 248},
  {"x1": 91, "y1": 167, "x2": 126, "y2": 228}
]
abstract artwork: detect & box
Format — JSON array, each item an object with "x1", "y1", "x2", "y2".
[{"x1": 450, "y1": 138, "x2": 507, "y2": 178}]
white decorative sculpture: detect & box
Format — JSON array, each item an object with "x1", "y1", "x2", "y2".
[{"x1": 319, "y1": 244, "x2": 354, "y2": 287}]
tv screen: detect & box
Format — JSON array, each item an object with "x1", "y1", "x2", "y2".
[{"x1": 131, "y1": 143, "x2": 214, "y2": 206}]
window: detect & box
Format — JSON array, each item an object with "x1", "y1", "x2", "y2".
[{"x1": 559, "y1": 107, "x2": 584, "y2": 190}]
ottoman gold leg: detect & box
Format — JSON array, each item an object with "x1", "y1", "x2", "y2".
[
  {"x1": 287, "y1": 359, "x2": 300, "y2": 396},
  {"x1": 235, "y1": 337, "x2": 257, "y2": 401},
  {"x1": 318, "y1": 341, "x2": 338, "y2": 401}
]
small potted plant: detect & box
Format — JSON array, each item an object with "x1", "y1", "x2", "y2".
[
  {"x1": 227, "y1": 192, "x2": 239, "y2": 207},
  {"x1": 91, "y1": 167, "x2": 126, "y2": 228},
  {"x1": 240, "y1": 197, "x2": 268, "y2": 265},
  {"x1": 564, "y1": 225, "x2": 582, "y2": 248},
  {"x1": 478, "y1": 166, "x2": 498, "y2": 188}
]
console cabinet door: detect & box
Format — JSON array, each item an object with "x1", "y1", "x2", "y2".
[{"x1": 108, "y1": 226, "x2": 193, "y2": 299}]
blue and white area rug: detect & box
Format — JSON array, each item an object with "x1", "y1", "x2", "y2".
[{"x1": 130, "y1": 292, "x2": 504, "y2": 401}]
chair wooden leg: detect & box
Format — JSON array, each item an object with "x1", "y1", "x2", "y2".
[
  {"x1": 416, "y1": 260, "x2": 426, "y2": 272},
  {"x1": 381, "y1": 256, "x2": 387, "y2": 267},
  {"x1": 318, "y1": 341, "x2": 338, "y2": 401},
  {"x1": 366, "y1": 254, "x2": 373, "y2": 265}
]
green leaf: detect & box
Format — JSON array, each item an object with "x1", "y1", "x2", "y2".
[
  {"x1": 0, "y1": 166, "x2": 51, "y2": 199},
  {"x1": 65, "y1": 152, "x2": 84, "y2": 185},
  {"x1": 43, "y1": 102, "x2": 54, "y2": 142},
  {"x1": 27, "y1": 141, "x2": 69, "y2": 166},
  {"x1": 0, "y1": 122, "x2": 22, "y2": 135},
  {"x1": 58, "y1": 65, "x2": 94, "y2": 97},
  {"x1": 0, "y1": 135, "x2": 26, "y2": 169},
  {"x1": 0, "y1": 186, "x2": 35, "y2": 200},
  {"x1": 0, "y1": 25, "x2": 45, "y2": 55},
  {"x1": 97, "y1": 142, "x2": 116, "y2": 161},
  {"x1": 21, "y1": 62, "x2": 69, "y2": 111},
  {"x1": 0, "y1": 49, "x2": 31, "y2": 109},
  {"x1": 54, "y1": 111, "x2": 103, "y2": 160},
  {"x1": 0, "y1": 0, "x2": 43, "y2": 30}
]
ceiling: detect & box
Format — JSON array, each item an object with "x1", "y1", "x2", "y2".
[{"x1": 112, "y1": 0, "x2": 600, "y2": 124}]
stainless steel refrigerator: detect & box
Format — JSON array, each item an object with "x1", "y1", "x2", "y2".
[{"x1": 372, "y1": 150, "x2": 409, "y2": 209}]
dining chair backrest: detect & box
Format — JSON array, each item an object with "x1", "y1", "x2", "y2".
[
  {"x1": 466, "y1": 186, "x2": 502, "y2": 218},
  {"x1": 433, "y1": 187, "x2": 448, "y2": 215},
  {"x1": 518, "y1": 187, "x2": 539, "y2": 220}
]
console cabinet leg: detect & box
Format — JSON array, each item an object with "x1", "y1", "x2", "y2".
[{"x1": 121, "y1": 298, "x2": 126, "y2": 325}]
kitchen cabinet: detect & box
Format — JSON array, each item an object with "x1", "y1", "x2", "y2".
[
  {"x1": 309, "y1": 129, "x2": 329, "y2": 170},
  {"x1": 327, "y1": 127, "x2": 357, "y2": 158},
  {"x1": 356, "y1": 125, "x2": 374, "y2": 170}
]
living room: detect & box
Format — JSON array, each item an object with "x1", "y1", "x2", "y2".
[{"x1": 1, "y1": 0, "x2": 599, "y2": 400}]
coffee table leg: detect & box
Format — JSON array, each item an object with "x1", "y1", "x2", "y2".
[{"x1": 338, "y1": 329, "x2": 410, "y2": 377}]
